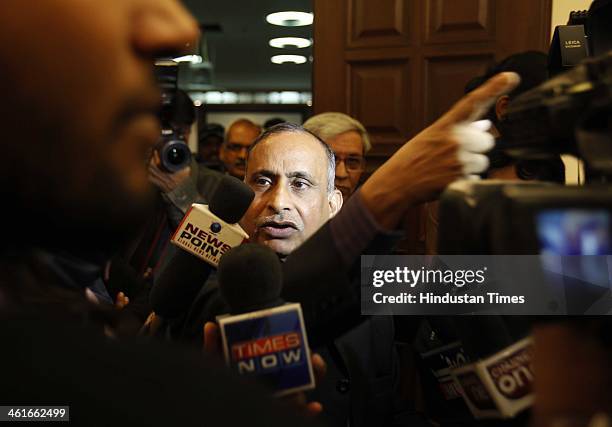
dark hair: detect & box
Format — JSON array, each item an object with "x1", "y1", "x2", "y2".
[
  {"x1": 170, "y1": 90, "x2": 195, "y2": 127},
  {"x1": 246, "y1": 123, "x2": 336, "y2": 193},
  {"x1": 465, "y1": 51, "x2": 549, "y2": 125},
  {"x1": 263, "y1": 117, "x2": 286, "y2": 129},
  {"x1": 199, "y1": 123, "x2": 224, "y2": 140},
  {"x1": 466, "y1": 52, "x2": 565, "y2": 182}
]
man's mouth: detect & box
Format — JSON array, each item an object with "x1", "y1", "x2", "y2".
[
  {"x1": 259, "y1": 221, "x2": 298, "y2": 238},
  {"x1": 336, "y1": 185, "x2": 351, "y2": 196}
]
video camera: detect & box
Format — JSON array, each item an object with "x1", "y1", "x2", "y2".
[
  {"x1": 153, "y1": 62, "x2": 193, "y2": 173},
  {"x1": 423, "y1": 2, "x2": 612, "y2": 425},
  {"x1": 438, "y1": 0, "x2": 612, "y2": 257}
]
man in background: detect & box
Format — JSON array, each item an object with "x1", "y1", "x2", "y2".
[
  {"x1": 197, "y1": 123, "x2": 224, "y2": 170},
  {"x1": 219, "y1": 118, "x2": 262, "y2": 179},
  {"x1": 304, "y1": 112, "x2": 371, "y2": 200}
]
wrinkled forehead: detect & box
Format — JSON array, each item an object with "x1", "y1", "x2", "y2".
[{"x1": 247, "y1": 131, "x2": 328, "y2": 180}]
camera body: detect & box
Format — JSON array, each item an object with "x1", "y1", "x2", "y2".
[
  {"x1": 154, "y1": 62, "x2": 192, "y2": 173},
  {"x1": 429, "y1": 4, "x2": 612, "y2": 424},
  {"x1": 439, "y1": 6, "x2": 612, "y2": 255}
]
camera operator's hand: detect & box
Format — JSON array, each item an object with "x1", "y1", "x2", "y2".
[
  {"x1": 360, "y1": 71, "x2": 520, "y2": 229},
  {"x1": 148, "y1": 150, "x2": 192, "y2": 194}
]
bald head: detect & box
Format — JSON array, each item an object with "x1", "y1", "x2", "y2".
[{"x1": 220, "y1": 119, "x2": 261, "y2": 179}]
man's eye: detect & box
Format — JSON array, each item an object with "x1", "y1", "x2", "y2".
[
  {"x1": 292, "y1": 179, "x2": 310, "y2": 190},
  {"x1": 254, "y1": 177, "x2": 272, "y2": 187}
]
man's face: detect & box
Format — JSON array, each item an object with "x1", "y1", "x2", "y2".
[
  {"x1": 199, "y1": 135, "x2": 223, "y2": 162},
  {"x1": 0, "y1": 0, "x2": 198, "y2": 250},
  {"x1": 220, "y1": 124, "x2": 261, "y2": 179},
  {"x1": 326, "y1": 130, "x2": 366, "y2": 199},
  {"x1": 241, "y1": 132, "x2": 342, "y2": 257}
]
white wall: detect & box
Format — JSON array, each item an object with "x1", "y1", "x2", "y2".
[
  {"x1": 551, "y1": 0, "x2": 592, "y2": 37},
  {"x1": 186, "y1": 111, "x2": 303, "y2": 152},
  {"x1": 205, "y1": 112, "x2": 303, "y2": 131},
  {"x1": 551, "y1": 0, "x2": 591, "y2": 184}
]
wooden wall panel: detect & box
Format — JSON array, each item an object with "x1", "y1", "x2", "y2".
[
  {"x1": 425, "y1": 0, "x2": 496, "y2": 44},
  {"x1": 423, "y1": 54, "x2": 494, "y2": 125},
  {"x1": 313, "y1": 0, "x2": 553, "y2": 254},
  {"x1": 348, "y1": 0, "x2": 412, "y2": 48},
  {"x1": 347, "y1": 59, "x2": 412, "y2": 140},
  {"x1": 313, "y1": 0, "x2": 347, "y2": 113}
]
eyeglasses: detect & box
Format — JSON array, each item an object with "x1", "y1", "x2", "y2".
[{"x1": 335, "y1": 155, "x2": 365, "y2": 172}]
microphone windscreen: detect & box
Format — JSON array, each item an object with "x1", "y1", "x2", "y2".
[
  {"x1": 218, "y1": 243, "x2": 283, "y2": 314},
  {"x1": 209, "y1": 175, "x2": 255, "y2": 224},
  {"x1": 150, "y1": 249, "x2": 212, "y2": 318}
]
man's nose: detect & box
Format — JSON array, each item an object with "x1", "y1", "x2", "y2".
[
  {"x1": 131, "y1": 0, "x2": 200, "y2": 59},
  {"x1": 237, "y1": 147, "x2": 249, "y2": 160},
  {"x1": 336, "y1": 158, "x2": 349, "y2": 179},
  {"x1": 267, "y1": 183, "x2": 291, "y2": 213}
]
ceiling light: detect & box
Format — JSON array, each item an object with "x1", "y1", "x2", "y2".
[
  {"x1": 271, "y1": 55, "x2": 307, "y2": 65},
  {"x1": 173, "y1": 55, "x2": 203, "y2": 64},
  {"x1": 269, "y1": 37, "x2": 312, "y2": 49},
  {"x1": 266, "y1": 11, "x2": 313, "y2": 27}
]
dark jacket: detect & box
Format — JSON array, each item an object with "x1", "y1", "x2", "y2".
[
  {"x1": 0, "y1": 250, "x2": 327, "y2": 427},
  {"x1": 156, "y1": 214, "x2": 413, "y2": 426}
]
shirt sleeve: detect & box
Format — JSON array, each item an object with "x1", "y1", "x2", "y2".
[{"x1": 329, "y1": 189, "x2": 403, "y2": 268}]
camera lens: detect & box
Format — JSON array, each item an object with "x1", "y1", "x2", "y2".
[
  {"x1": 168, "y1": 146, "x2": 186, "y2": 165},
  {"x1": 158, "y1": 138, "x2": 192, "y2": 172}
]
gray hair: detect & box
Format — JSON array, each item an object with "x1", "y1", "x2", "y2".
[
  {"x1": 303, "y1": 112, "x2": 371, "y2": 153},
  {"x1": 246, "y1": 123, "x2": 336, "y2": 194}
]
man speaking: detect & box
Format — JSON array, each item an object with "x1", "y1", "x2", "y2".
[
  {"x1": 0, "y1": 0, "x2": 519, "y2": 422},
  {"x1": 240, "y1": 123, "x2": 403, "y2": 425}
]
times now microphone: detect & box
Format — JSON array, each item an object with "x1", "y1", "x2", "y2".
[
  {"x1": 150, "y1": 175, "x2": 254, "y2": 318},
  {"x1": 216, "y1": 244, "x2": 315, "y2": 397},
  {"x1": 450, "y1": 317, "x2": 534, "y2": 420}
]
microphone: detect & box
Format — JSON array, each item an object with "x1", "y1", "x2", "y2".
[
  {"x1": 449, "y1": 316, "x2": 535, "y2": 420},
  {"x1": 150, "y1": 175, "x2": 254, "y2": 318},
  {"x1": 216, "y1": 244, "x2": 315, "y2": 396}
]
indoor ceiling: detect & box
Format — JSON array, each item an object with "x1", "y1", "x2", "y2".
[{"x1": 182, "y1": 0, "x2": 313, "y2": 91}]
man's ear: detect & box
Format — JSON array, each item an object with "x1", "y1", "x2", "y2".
[
  {"x1": 495, "y1": 95, "x2": 510, "y2": 120},
  {"x1": 328, "y1": 188, "x2": 343, "y2": 218}
]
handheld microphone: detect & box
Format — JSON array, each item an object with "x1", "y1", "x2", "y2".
[
  {"x1": 216, "y1": 244, "x2": 315, "y2": 397},
  {"x1": 450, "y1": 317, "x2": 535, "y2": 420},
  {"x1": 150, "y1": 175, "x2": 254, "y2": 318}
]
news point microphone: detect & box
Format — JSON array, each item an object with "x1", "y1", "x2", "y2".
[
  {"x1": 216, "y1": 244, "x2": 315, "y2": 396},
  {"x1": 150, "y1": 175, "x2": 254, "y2": 318}
]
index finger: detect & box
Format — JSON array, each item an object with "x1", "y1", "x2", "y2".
[{"x1": 435, "y1": 72, "x2": 520, "y2": 129}]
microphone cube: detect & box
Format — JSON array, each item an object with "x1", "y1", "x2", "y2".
[
  {"x1": 217, "y1": 303, "x2": 315, "y2": 396},
  {"x1": 171, "y1": 204, "x2": 248, "y2": 267}
]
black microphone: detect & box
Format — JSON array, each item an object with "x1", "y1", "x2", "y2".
[
  {"x1": 216, "y1": 243, "x2": 315, "y2": 396},
  {"x1": 150, "y1": 175, "x2": 254, "y2": 318},
  {"x1": 218, "y1": 243, "x2": 284, "y2": 314}
]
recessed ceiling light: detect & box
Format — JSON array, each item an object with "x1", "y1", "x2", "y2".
[
  {"x1": 266, "y1": 11, "x2": 313, "y2": 27},
  {"x1": 271, "y1": 55, "x2": 307, "y2": 65},
  {"x1": 173, "y1": 55, "x2": 203, "y2": 64},
  {"x1": 269, "y1": 37, "x2": 312, "y2": 49}
]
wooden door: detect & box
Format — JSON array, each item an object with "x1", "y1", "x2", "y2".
[{"x1": 313, "y1": 0, "x2": 552, "y2": 253}]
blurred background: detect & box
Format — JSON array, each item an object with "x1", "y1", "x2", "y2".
[{"x1": 177, "y1": 0, "x2": 593, "y2": 253}]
